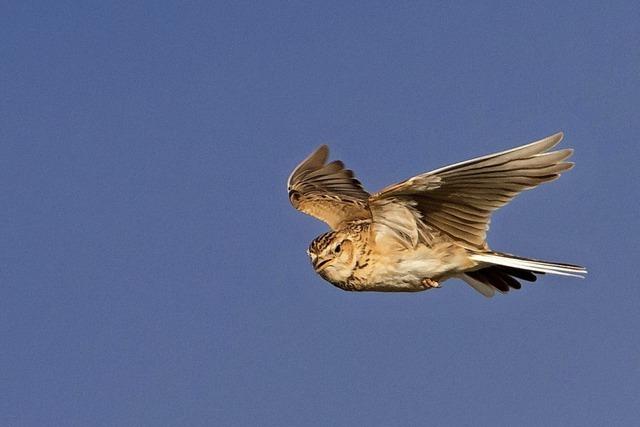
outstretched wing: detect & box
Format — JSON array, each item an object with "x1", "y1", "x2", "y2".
[
  {"x1": 287, "y1": 145, "x2": 371, "y2": 229},
  {"x1": 369, "y1": 132, "x2": 573, "y2": 248}
]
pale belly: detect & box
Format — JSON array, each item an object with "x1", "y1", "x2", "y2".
[{"x1": 358, "y1": 243, "x2": 475, "y2": 291}]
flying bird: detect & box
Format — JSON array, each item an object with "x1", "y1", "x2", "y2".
[{"x1": 287, "y1": 132, "x2": 587, "y2": 297}]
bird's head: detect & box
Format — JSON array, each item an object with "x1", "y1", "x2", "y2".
[{"x1": 307, "y1": 231, "x2": 357, "y2": 284}]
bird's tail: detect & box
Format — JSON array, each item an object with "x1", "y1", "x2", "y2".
[
  {"x1": 470, "y1": 252, "x2": 587, "y2": 277},
  {"x1": 460, "y1": 252, "x2": 587, "y2": 297}
]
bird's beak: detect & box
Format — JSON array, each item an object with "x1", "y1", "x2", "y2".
[{"x1": 314, "y1": 258, "x2": 331, "y2": 271}]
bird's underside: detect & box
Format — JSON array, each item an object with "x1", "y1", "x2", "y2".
[{"x1": 288, "y1": 132, "x2": 587, "y2": 297}]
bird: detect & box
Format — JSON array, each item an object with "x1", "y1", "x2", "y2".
[{"x1": 287, "y1": 132, "x2": 587, "y2": 297}]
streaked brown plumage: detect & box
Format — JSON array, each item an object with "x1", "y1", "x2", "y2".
[{"x1": 288, "y1": 132, "x2": 587, "y2": 297}]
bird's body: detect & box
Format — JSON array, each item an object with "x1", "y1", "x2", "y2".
[
  {"x1": 288, "y1": 133, "x2": 587, "y2": 297},
  {"x1": 312, "y1": 221, "x2": 474, "y2": 292}
]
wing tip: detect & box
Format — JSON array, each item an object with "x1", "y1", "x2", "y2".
[
  {"x1": 287, "y1": 144, "x2": 331, "y2": 189},
  {"x1": 317, "y1": 144, "x2": 330, "y2": 156},
  {"x1": 311, "y1": 144, "x2": 330, "y2": 165},
  {"x1": 536, "y1": 131, "x2": 565, "y2": 152}
]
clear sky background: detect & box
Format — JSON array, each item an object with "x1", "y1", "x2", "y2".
[{"x1": 1, "y1": 1, "x2": 639, "y2": 426}]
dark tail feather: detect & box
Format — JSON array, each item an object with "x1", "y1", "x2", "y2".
[
  {"x1": 462, "y1": 265, "x2": 540, "y2": 297},
  {"x1": 462, "y1": 252, "x2": 586, "y2": 297}
]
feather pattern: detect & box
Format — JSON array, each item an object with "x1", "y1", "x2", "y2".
[
  {"x1": 470, "y1": 252, "x2": 587, "y2": 277},
  {"x1": 287, "y1": 145, "x2": 370, "y2": 229},
  {"x1": 369, "y1": 132, "x2": 573, "y2": 248}
]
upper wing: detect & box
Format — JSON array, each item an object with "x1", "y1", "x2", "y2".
[
  {"x1": 369, "y1": 132, "x2": 574, "y2": 249},
  {"x1": 287, "y1": 145, "x2": 371, "y2": 229}
]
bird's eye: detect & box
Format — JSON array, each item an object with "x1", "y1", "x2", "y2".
[{"x1": 334, "y1": 244, "x2": 341, "y2": 254}]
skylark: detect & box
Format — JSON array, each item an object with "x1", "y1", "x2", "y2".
[{"x1": 287, "y1": 132, "x2": 586, "y2": 297}]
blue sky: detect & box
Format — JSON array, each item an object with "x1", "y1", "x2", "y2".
[{"x1": 1, "y1": 1, "x2": 639, "y2": 425}]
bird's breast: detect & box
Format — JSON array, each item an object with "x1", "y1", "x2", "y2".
[{"x1": 347, "y1": 242, "x2": 473, "y2": 291}]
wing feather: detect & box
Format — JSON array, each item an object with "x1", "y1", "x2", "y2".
[
  {"x1": 369, "y1": 132, "x2": 574, "y2": 248},
  {"x1": 287, "y1": 145, "x2": 371, "y2": 229}
]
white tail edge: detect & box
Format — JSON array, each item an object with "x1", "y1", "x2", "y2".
[{"x1": 469, "y1": 252, "x2": 587, "y2": 278}]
